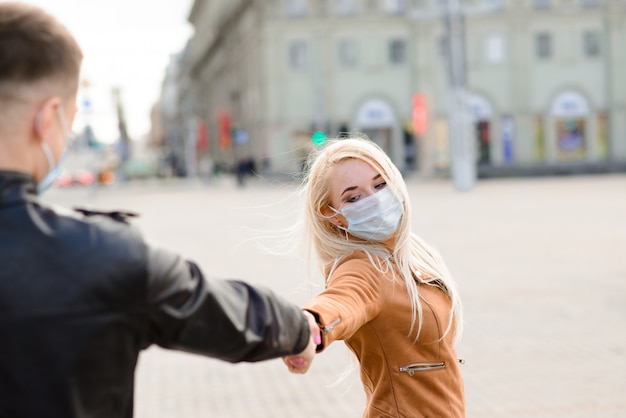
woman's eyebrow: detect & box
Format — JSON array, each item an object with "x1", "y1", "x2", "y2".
[
  {"x1": 340, "y1": 186, "x2": 357, "y2": 197},
  {"x1": 341, "y1": 174, "x2": 383, "y2": 196}
]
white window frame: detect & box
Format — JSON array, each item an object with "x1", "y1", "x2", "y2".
[
  {"x1": 334, "y1": 0, "x2": 358, "y2": 16},
  {"x1": 581, "y1": 0, "x2": 601, "y2": 8},
  {"x1": 485, "y1": 34, "x2": 506, "y2": 64},
  {"x1": 583, "y1": 30, "x2": 601, "y2": 57},
  {"x1": 288, "y1": 40, "x2": 309, "y2": 69},
  {"x1": 384, "y1": 0, "x2": 407, "y2": 15},
  {"x1": 388, "y1": 39, "x2": 407, "y2": 65},
  {"x1": 535, "y1": 33, "x2": 552, "y2": 59},
  {"x1": 285, "y1": 0, "x2": 307, "y2": 17},
  {"x1": 532, "y1": 0, "x2": 552, "y2": 9},
  {"x1": 338, "y1": 38, "x2": 359, "y2": 67}
]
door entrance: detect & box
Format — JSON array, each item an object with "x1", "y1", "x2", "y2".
[
  {"x1": 476, "y1": 120, "x2": 491, "y2": 165},
  {"x1": 362, "y1": 128, "x2": 392, "y2": 156}
]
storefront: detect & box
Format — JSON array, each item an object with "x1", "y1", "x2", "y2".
[
  {"x1": 468, "y1": 94, "x2": 494, "y2": 166},
  {"x1": 354, "y1": 98, "x2": 403, "y2": 169},
  {"x1": 551, "y1": 91, "x2": 589, "y2": 162}
]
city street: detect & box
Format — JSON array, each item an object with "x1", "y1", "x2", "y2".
[{"x1": 44, "y1": 174, "x2": 626, "y2": 418}]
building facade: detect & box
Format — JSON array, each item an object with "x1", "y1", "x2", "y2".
[{"x1": 172, "y1": 0, "x2": 626, "y2": 178}]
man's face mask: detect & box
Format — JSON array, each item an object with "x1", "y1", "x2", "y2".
[
  {"x1": 330, "y1": 187, "x2": 404, "y2": 241},
  {"x1": 37, "y1": 105, "x2": 72, "y2": 194}
]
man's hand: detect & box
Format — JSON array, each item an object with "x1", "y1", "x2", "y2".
[{"x1": 283, "y1": 310, "x2": 320, "y2": 374}]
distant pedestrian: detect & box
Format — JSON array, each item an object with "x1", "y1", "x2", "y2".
[
  {"x1": 0, "y1": 3, "x2": 318, "y2": 417},
  {"x1": 283, "y1": 136, "x2": 465, "y2": 417}
]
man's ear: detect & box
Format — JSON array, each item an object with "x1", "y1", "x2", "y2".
[{"x1": 33, "y1": 97, "x2": 62, "y2": 141}]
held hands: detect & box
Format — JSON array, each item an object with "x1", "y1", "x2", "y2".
[{"x1": 283, "y1": 310, "x2": 321, "y2": 374}]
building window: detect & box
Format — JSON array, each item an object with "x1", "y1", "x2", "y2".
[
  {"x1": 532, "y1": 0, "x2": 551, "y2": 9},
  {"x1": 581, "y1": 0, "x2": 601, "y2": 7},
  {"x1": 534, "y1": 116, "x2": 546, "y2": 161},
  {"x1": 437, "y1": 35, "x2": 448, "y2": 60},
  {"x1": 485, "y1": 0, "x2": 506, "y2": 9},
  {"x1": 411, "y1": 0, "x2": 429, "y2": 9},
  {"x1": 334, "y1": 0, "x2": 358, "y2": 16},
  {"x1": 288, "y1": 40, "x2": 309, "y2": 69},
  {"x1": 338, "y1": 38, "x2": 358, "y2": 67},
  {"x1": 389, "y1": 39, "x2": 407, "y2": 65},
  {"x1": 485, "y1": 34, "x2": 506, "y2": 64},
  {"x1": 583, "y1": 31, "x2": 601, "y2": 57},
  {"x1": 535, "y1": 33, "x2": 552, "y2": 59},
  {"x1": 285, "y1": 0, "x2": 307, "y2": 17},
  {"x1": 311, "y1": 1, "x2": 328, "y2": 16},
  {"x1": 384, "y1": 0, "x2": 407, "y2": 14},
  {"x1": 365, "y1": 0, "x2": 378, "y2": 11}
]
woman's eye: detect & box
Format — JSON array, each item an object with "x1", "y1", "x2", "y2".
[
  {"x1": 374, "y1": 181, "x2": 387, "y2": 190},
  {"x1": 346, "y1": 195, "x2": 359, "y2": 203}
]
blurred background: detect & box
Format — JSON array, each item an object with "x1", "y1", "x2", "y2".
[
  {"x1": 19, "y1": 0, "x2": 626, "y2": 190},
  {"x1": 17, "y1": 1, "x2": 626, "y2": 416}
]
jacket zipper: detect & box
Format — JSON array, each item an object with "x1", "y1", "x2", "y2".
[
  {"x1": 399, "y1": 362, "x2": 445, "y2": 376},
  {"x1": 323, "y1": 318, "x2": 340, "y2": 333}
]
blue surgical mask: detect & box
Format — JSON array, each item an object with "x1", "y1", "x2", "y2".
[
  {"x1": 331, "y1": 187, "x2": 404, "y2": 241},
  {"x1": 37, "y1": 106, "x2": 72, "y2": 194}
]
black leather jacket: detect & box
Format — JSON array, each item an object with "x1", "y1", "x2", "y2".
[{"x1": 0, "y1": 171, "x2": 310, "y2": 417}]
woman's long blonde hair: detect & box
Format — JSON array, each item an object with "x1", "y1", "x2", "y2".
[{"x1": 300, "y1": 135, "x2": 463, "y2": 342}]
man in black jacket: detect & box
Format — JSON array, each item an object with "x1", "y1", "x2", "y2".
[{"x1": 0, "y1": 3, "x2": 318, "y2": 417}]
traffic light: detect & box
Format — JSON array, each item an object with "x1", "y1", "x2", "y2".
[
  {"x1": 311, "y1": 131, "x2": 326, "y2": 146},
  {"x1": 412, "y1": 94, "x2": 427, "y2": 137}
]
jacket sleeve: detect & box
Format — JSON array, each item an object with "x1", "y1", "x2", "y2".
[
  {"x1": 144, "y1": 244, "x2": 310, "y2": 363},
  {"x1": 302, "y1": 257, "x2": 382, "y2": 352}
]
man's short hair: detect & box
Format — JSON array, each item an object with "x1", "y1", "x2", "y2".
[{"x1": 0, "y1": 2, "x2": 83, "y2": 97}]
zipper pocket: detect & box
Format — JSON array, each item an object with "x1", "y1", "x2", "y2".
[
  {"x1": 323, "y1": 318, "x2": 340, "y2": 333},
  {"x1": 399, "y1": 362, "x2": 445, "y2": 376}
]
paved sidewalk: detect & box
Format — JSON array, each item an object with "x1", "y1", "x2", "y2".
[{"x1": 45, "y1": 174, "x2": 626, "y2": 417}]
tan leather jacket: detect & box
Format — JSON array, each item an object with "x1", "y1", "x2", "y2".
[{"x1": 304, "y1": 251, "x2": 465, "y2": 418}]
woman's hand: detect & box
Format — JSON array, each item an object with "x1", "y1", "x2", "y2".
[{"x1": 283, "y1": 310, "x2": 321, "y2": 374}]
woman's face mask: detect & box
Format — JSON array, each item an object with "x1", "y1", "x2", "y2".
[{"x1": 330, "y1": 187, "x2": 404, "y2": 241}]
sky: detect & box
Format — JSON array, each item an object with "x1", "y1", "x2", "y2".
[{"x1": 17, "y1": 0, "x2": 195, "y2": 143}]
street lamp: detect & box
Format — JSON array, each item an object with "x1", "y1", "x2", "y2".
[
  {"x1": 443, "y1": 0, "x2": 475, "y2": 191},
  {"x1": 410, "y1": 0, "x2": 498, "y2": 191}
]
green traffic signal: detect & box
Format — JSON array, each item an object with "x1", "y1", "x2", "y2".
[{"x1": 311, "y1": 131, "x2": 326, "y2": 146}]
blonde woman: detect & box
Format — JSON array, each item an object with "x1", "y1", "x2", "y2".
[{"x1": 284, "y1": 136, "x2": 465, "y2": 417}]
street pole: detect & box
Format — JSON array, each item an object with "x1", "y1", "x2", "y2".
[
  {"x1": 410, "y1": 1, "x2": 495, "y2": 191},
  {"x1": 444, "y1": 0, "x2": 476, "y2": 191},
  {"x1": 312, "y1": 29, "x2": 327, "y2": 135}
]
